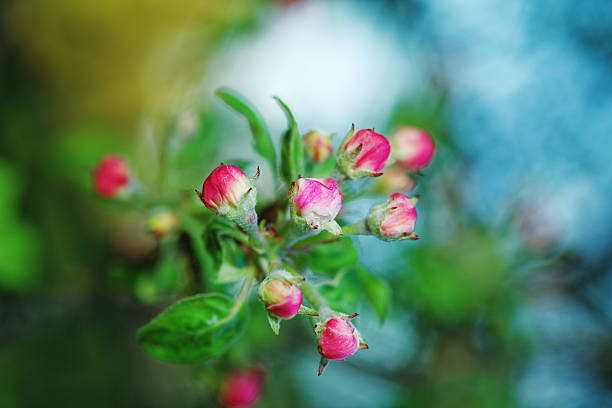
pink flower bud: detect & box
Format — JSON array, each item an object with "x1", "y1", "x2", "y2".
[
  {"x1": 303, "y1": 131, "x2": 333, "y2": 163},
  {"x1": 289, "y1": 177, "x2": 343, "y2": 235},
  {"x1": 336, "y1": 126, "x2": 390, "y2": 179},
  {"x1": 218, "y1": 367, "x2": 265, "y2": 408},
  {"x1": 375, "y1": 168, "x2": 415, "y2": 194},
  {"x1": 258, "y1": 274, "x2": 303, "y2": 319},
  {"x1": 315, "y1": 317, "x2": 361, "y2": 361},
  {"x1": 196, "y1": 165, "x2": 253, "y2": 215},
  {"x1": 367, "y1": 193, "x2": 418, "y2": 241},
  {"x1": 391, "y1": 126, "x2": 435, "y2": 171},
  {"x1": 93, "y1": 155, "x2": 129, "y2": 198},
  {"x1": 148, "y1": 210, "x2": 178, "y2": 238}
]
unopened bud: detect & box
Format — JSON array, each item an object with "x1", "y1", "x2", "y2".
[
  {"x1": 289, "y1": 177, "x2": 343, "y2": 235},
  {"x1": 148, "y1": 210, "x2": 178, "y2": 238},
  {"x1": 390, "y1": 126, "x2": 435, "y2": 171},
  {"x1": 218, "y1": 367, "x2": 265, "y2": 408},
  {"x1": 93, "y1": 155, "x2": 129, "y2": 198},
  {"x1": 196, "y1": 164, "x2": 256, "y2": 215},
  {"x1": 258, "y1": 271, "x2": 303, "y2": 319},
  {"x1": 336, "y1": 125, "x2": 390, "y2": 179},
  {"x1": 315, "y1": 314, "x2": 365, "y2": 361},
  {"x1": 367, "y1": 193, "x2": 418, "y2": 241},
  {"x1": 303, "y1": 131, "x2": 333, "y2": 163},
  {"x1": 375, "y1": 168, "x2": 415, "y2": 194}
]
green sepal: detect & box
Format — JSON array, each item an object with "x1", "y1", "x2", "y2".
[
  {"x1": 267, "y1": 312, "x2": 281, "y2": 336},
  {"x1": 321, "y1": 220, "x2": 343, "y2": 236},
  {"x1": 298, "y1": 305, "x2": 319, "y2": 316},
  {"x1": 318, "y1": 356, "x2": 329, "y2": 376}
]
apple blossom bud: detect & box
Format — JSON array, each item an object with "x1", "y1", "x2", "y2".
[
  {"x1": 336, "y1": 125, "x2": 390, "y2": 179},
  {"x1": 303, "y1": 131, "x2": 333, "y2": 163},
  {"x1": 315, "y1": 314, "x2": 366, "y2": 361},
  {"x1": 196, "y1": 164, "x2": 262, "y2": 244},
  {"x1": 366, "y1": 193, "x2": 418, "y2": 241},
  {"x1": 258, "y1": 272, "x2": 303, "y2": 319},
  {"x1": 289, "y1": 177, "x2": 343, "y2": 235},
  {"x1": 196, "y1": 164, "x2": 255, "y2": 216},
  {"x1": 93, "y1": 155, "x2": 129, "y2": 198},
  {"x1": 375, "y1": 168, "x2": 415, "y2": 194},
  {"x1": 218, "y1": 367, "x2": 265, "y2": 408},
  {"x1": 148, "y1": 210, "x2": 178, "y2": 238},
  {"x1": 390, "y1": 126, "x2": 435, "y2": 171}
]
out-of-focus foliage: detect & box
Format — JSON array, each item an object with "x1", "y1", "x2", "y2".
[
  {"x1": 3, "y1": 0, "x2": 265, "y2": 130},
  {"x1": 0, "y1": 160, "x2": 41, "y2": 291}
]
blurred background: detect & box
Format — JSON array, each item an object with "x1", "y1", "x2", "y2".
[{"x1": 1, "y1": 0, "x2": 611, "y2": 407}]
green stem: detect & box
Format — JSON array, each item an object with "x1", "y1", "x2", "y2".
[
  {"x1": 233, "y1": 208, "x2": 266, "y2": 249},
  {"x1": 228, "y1": 272, "x2": 255, "y2": 319},
  {"x1": 284, "y1": 227, "x2": 316, "y2": 252},
  {"x1": 342, "y1": 219, "x2": 370, "y2": 236},
  {"x1": 255, "y1": 256, "x2": 271, "y2": 277},
  {"x1": 243, "y1": 221, "x2": 266, "y2": 249},
  {"x1": 331, "y1": 166, "x2": 349, "y2": 184}
]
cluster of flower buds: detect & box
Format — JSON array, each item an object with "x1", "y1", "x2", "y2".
[
  {"x1": 218, "y1": 366, "x2": 266, "y2": 408},
  {"x1": 364, "y1": 125, "x2": 434, "y2": 235},
  {"x1": 189, "y1": 120, "x2": 433, "y2": 376},
  {"x1": 96, "y1": 88, "x2": 440, "y2": 385},
  {"x1": 93, "y1": 155, "x2": 130, "y2": 198}
]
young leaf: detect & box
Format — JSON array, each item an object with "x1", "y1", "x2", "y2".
[
  {"x1": 216, "y1": 87, "x2": 277, "y2": 174},
  {"x1": 358, "y1": 267, "x2": 391, "y2": 323},
  {"x1": 274, "y1": 96, "x2": 304, "y2": 184},
  {"x1": 136, "y1": 293, "x2": 247, "y2": 363}
]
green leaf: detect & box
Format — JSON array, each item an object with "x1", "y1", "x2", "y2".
[
  {"x1": 137, "y1": 293, "x2": 247, "y2": 363},
  {"x1": 200, "y1": 220, "x2": 253, "y2": 284},
  {"x1": 216, "y1": 87, "x2": 277, "y2": 174},
  {"x1": 358, "y1": 267, "x2": 391, "y2": 323},
  {"x1": 216, "y1": 239, "x2": 256, "y2": 284},
  {"x1": 319, "y1": 269, "x2": 362, "y2": 314},
  {"x1": 293, "y1": 235, "x2": 358, "y2": 276},
  {"x1": 0, "y1": 223, "x2": 41, "y2": 292},
  {"x1": 275, "y1": 96, "x2": 304, "y2": 184}
]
